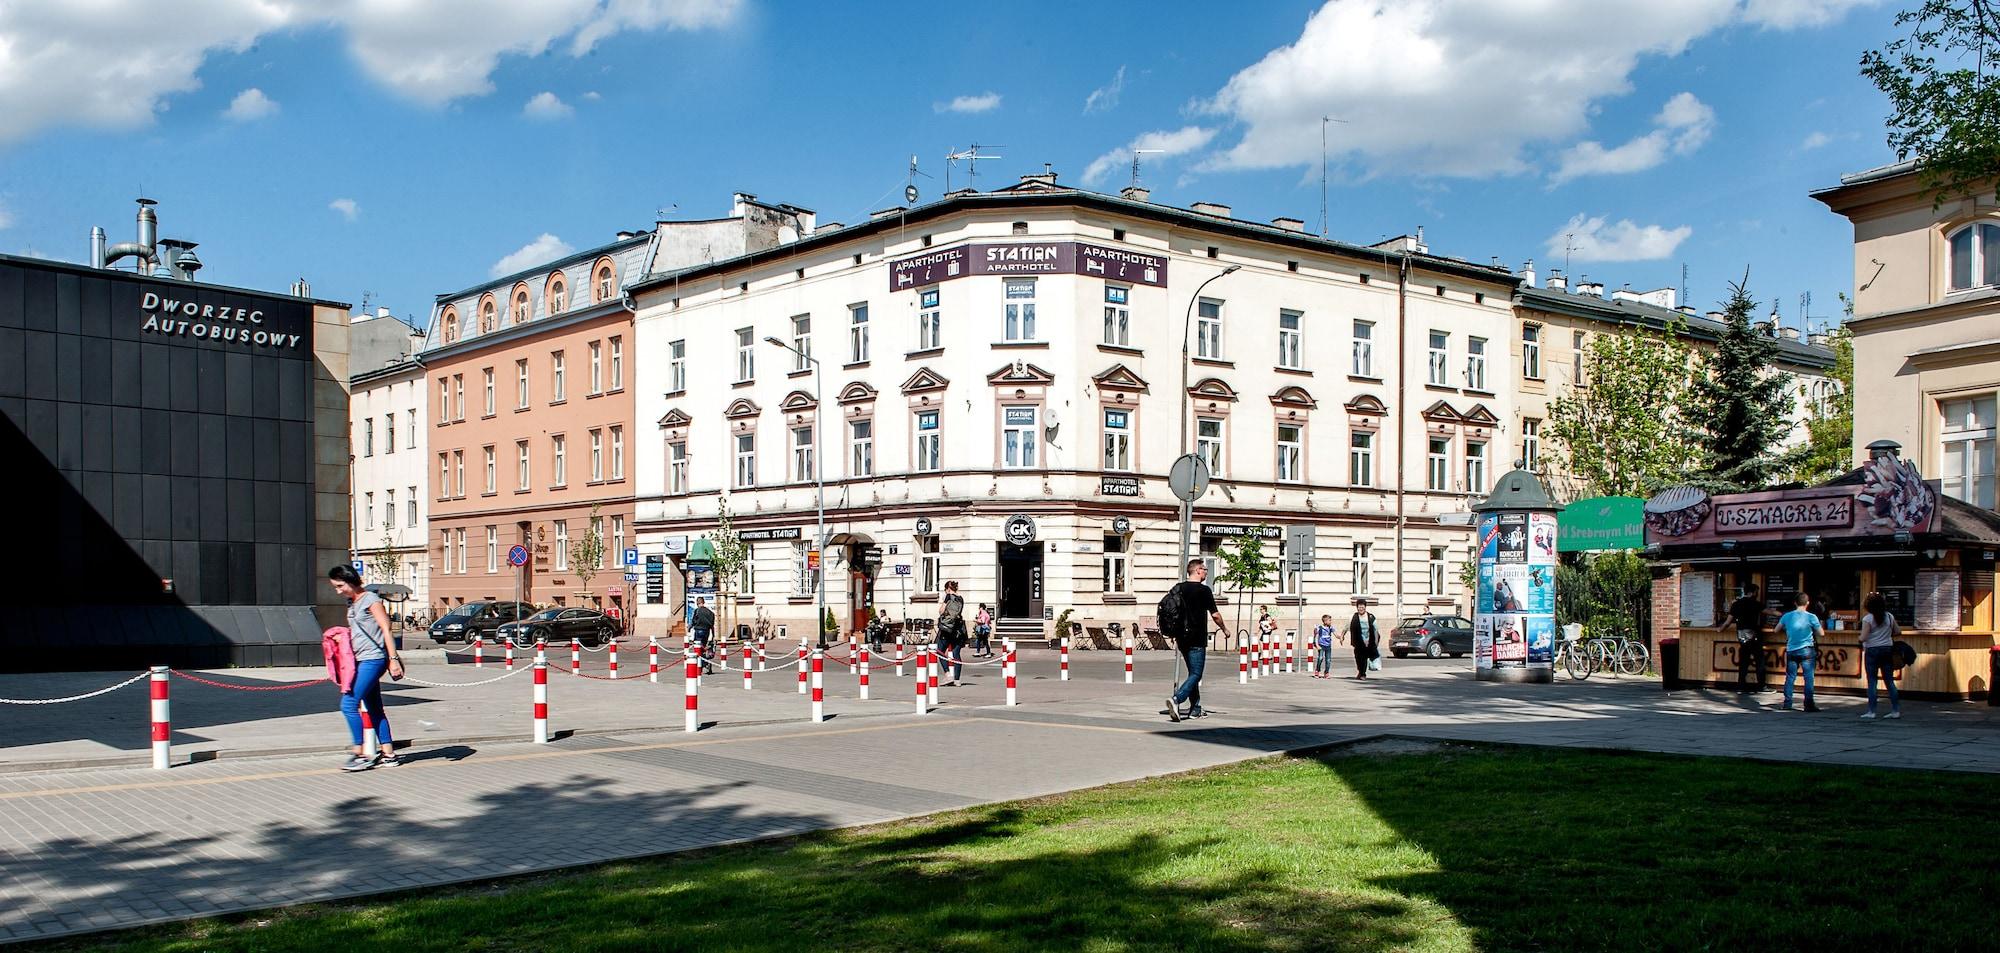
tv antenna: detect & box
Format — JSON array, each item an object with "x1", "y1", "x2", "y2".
[
  {"x1": 1563, "y1": 232, "x2": 1579, "y2": 280},
  {"x1": 1129, "y1": 149, "x2": 1165, "y2": 188},
  {"x1": 1320, "y1": 116, "x2": 1347, "y2": 237},
  {"x1": 904, "y1": 154, "x2": 932, "y2": 206},
  {"x1": 944, "y1": 143, "x2": 1003, "y2": 192}
]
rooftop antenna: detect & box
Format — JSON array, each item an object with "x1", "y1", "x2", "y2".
[
  {"x1": 1129, "y1": 148, "x2": 1165, "y2": 188},
  {"x1": 656, "y1": 203, "x2": 679, "y2": 219},
  {"x1": 1320, "y1": 116, "x2": 1347, "y2": 237},
  {"x1": 1680, "y1": 263, "x2": 1689, "y2": 306},
  {"x1": 1563, "y1": 232, "x2": 1579, "y2": 280},
  {"x1": 904, "y1": 154, "x2": 932, "y2": 205},
  {"x1": 944, "y1": 143, "x2": 1003, "y2": 192}
]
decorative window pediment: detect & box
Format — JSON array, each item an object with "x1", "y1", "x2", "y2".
[
  {"x1": 986, "y1": 360, "x2": 1055, "y2": 386},
  {"x1": 901, "y1": 367, "x2": 951, "y2": 394},
  {"x1": 1344, "y1": 394, "x2": 1387, "y2": 416},
  {"x1": 838, "y1": 381, "x2": 879, "y2": 405},
  {"x1": 780, "y1": 390, "x2": 819, "y2": 413},
  {"x1": 658, "y1": 409, "x2": 692, "y2": 429},
  {"x1": 1092, "y1": 363, "x2": 1149, "y2": 394},
  {"x1": 1270, "y1": 386, "x2": 1317, "y2": 410},
  {"x1": 1188, "y1": 377, "x2": 1238, "y2": 401},
  {"x1": 724, "y1": 398, "x2": 762, "y2": 419},
  {"x1": 1461, "y1": 403, "x2": 1499, "y2": 426},
  {"x1": 1421, "y1": 400, "x2": 1464, "y2": 423}
]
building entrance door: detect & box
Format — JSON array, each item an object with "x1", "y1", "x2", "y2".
[
  {"x1": 997, "y1": 543, "x2": 1044, "y2": 619},
  {"x1": 848, "y1": 569, "x2": 875, "y2": 635}
]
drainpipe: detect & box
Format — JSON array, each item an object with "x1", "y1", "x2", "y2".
[{"x1": 1395, "y1": 253, "x2": 1410, "y2": 620}]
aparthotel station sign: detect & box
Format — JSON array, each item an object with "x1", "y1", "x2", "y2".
[
  {"x1": 890, "y1": 241, "x2": 1169, "y2": 290},
  {"x1": 138, "y1": 290, "x2": 304, "y2": 350}
]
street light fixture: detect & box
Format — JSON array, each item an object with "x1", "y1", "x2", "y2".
[
  {"x1": 1177, "y1": 264, "x2": 1243, "y2": 574},
  {"x1": 763, "y1": 335, "x2": 829, "y2": 648}
]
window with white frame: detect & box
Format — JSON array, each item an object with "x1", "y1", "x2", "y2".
[
  {"x1": 790, "y1": 315, "x2": 812, "y2": 371},
  {"x1": 1467, "y1": 337, "x2": 1489, "y2": 390},
  {"x1": 407, "y1": 409, "x2": 416, "y2": 448},
  {"x1": 591, "y1": 516, "x2": 605, "y2": 568},
  {"x1": 792, "y1": 541, "x2": 819, "y2": 596},
  {"x1": 455, "y1": 528, "x2": 467, "y2": 575},
  {"x1": 385, "y1": 489, "x2": 395, "y2": 530},
  {"x1": 1102, "y1": 534, "x2": 1129, "y2": 595},
  {"x1": 919, "y1": 535, "x2": 942, "y2": 593},
  {"x1": 1195, "y1": 299, "x2": 1223, "y2": 359},
  {"x1": 554, "y1": 521, "x2": 569, "y2": 571},
  {"x1": 1002, "y1": 406, "x2": 1039, "y2": 468},
  {"x1": 1352, "y1": 320, "x2": 1375, "y2": 377},
  {"x1": 551, "y1": 350, "x2": 566, "y2": 402},
  {"x1": 1003, "y1": 279, "x2": 1037, "y2": 341},
  {"x1": 363, "y1": 491, "x2": 374, "y2": 530},
  {"x1": 453, "y1": 375, "x2": 464, "y2": 420},
  {"x1": 1278, "y1": 310, "x2": 1303, "y2": 369},
  {"x1": 1428, "y1": 331, "x2": 1449, "y2": 385},
  {"x1": 1941, "y1": 394, "x2": 1996, "y2": 509},
  {"x1": 438, "y1": 378, "x2": 450, "y2": 422},
  {"x1": 1350, "y1": 431, "x2": 1375, "y2": 486},
  {"x1": 735, "y1": 328, "x2": 755, "y2": 382},
  {"x1": 736, "y1": 551, "x2": 754, "y2": 597},
  {"x1": 1428, "y1": 546, "x2": 1447, "y2": 595},
  {"x1": 1571, "y1": 330, "x2": 1586, "y2": 383},
  {"x1": 917, "y1": 288, "x2": 942, "y2": 350},
  {"x1": 385, "y1": 413, "x2": 396, "y2": 453},
  {"x1": 610, "y1": 426, "x2": 624, "y2": 479},
  {"x1": 1197, "y1": 417, "x2": 1224, "y2": 476},
  {"x1": 589, "y1": 429, "x2": 604, "y2": 481},
  {"x1": 610, "y1": 337, "x2": 624, "y2": 390},
  {"x1": 453, "y1": 451, "x2": 464, "y2": 496},
  {"x1": 849, "y1": 304, "x2": 870, "y2": 363},
  {"x1": 1521, "y1": 325, "x2": 1542, "y2": 379},
  {"x1": 441, "y1": 529, "x2": 453, "y2": 573},
  {"x1": 850, "y1": 419, "x2": 873, "y2": 477},
  {"x1": 1352, "y1": 542, "x2": 1373, "y2": 595},
  {"x1": 1427, "y1": 438, "x2": 1450, "y2": 491},
  {"x1": 1465, "y1": 441, "x2": 1488, "y2": 494},
  {"x1": 363, "y1": 418, "x2": 373, "y2": 457},
  {"x1": 406, "y1": 488, "x2": 417, "y2": 526},
  {"x1": 551, "y1": 434, "x2": 567, "y2": 486},
  {"x1": 668, "y1": 340, "x2": 686, "y2": 393},
  {"x1": 1522, "y1": 418, "x2": 1541, "y2": 469},
  {"x1": 437, "y1": 453, "x2": 449, "y2": 498},
  {"x1": 1103, "y1": 408, "x2": 1132, "y2": 472},
  {"x1": 1276, "y1": 423, "x2": 1303, "y2": 483},
  {"x1": 791, "y1": 424, "x2": 815, "y2": 482},
  {"x1": 483, "y1": 446, "x2": 496, "y2": 493},
  {"x1": 735, "y1": 432, "x2": 756, "y2": 488},
  {"x1": 487, "y1": 527, "x2": 499, "y2": 573},
  {"x1": 589, "y1": 341, "x2": 603, "y2": 395},
  {"x1": 516, "y1": 440, "x2": 530, "y2": 490},
  {"x1": 915, "y1": 411, "x2": 941, "y2": 471},
  {"x1": 612, "y1": 517, "x2": 625, "y2": 565},
  {"x1": 668, "y1": 440, "x2": 687, "y2": 494},
  {"x1": 516, "y1": 360, "x2": 529, "y2": 409},
  {"x1": 1103, "y1": 286, "x2": 1130, "y2": 346},
  {"x1": 482, "y1": 369, "x2": 494, "y2": 416},
  {"x1": 1947, "y1": 222, "x2": 2000, "y2": 291}
]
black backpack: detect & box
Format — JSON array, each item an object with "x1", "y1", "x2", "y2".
[{"x1": 1157, "y1": 586, "x2": 1186, "y2": 641}]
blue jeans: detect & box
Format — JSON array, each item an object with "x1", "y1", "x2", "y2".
[
  {"x1": 945, "y1": 643, "x2": 963, "y2": 681},
  {"x1": 1173, "y1": 646, "x2": 1206, "y2": 710},
  {"x1": 1783, "y1": 650, "x2": 1816, "y2": 708},
  {"x1": 1864, "y1": 645, "x2": 1900, "y2": 712},
  {"x1": 1314, "y1": 645, "x2": 1333, "y2": 674},
  {"x1": 341, "y1": 657, "x2": 394, "y2": 748}
]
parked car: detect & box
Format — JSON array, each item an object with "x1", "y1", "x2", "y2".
[
  {"x1": 427, "y1": 601, "x2": 535, "y2": 644},
  {"x1": 497, "y1": 607, "x2": 620, "y2": 648},
  {"x1": 1389, "y1": 615, "x2": 1474, "y2": 658}
]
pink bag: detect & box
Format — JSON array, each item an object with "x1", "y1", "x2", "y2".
[{"x1": 322, "y1": 626, "x2": 357, "y2": 693}]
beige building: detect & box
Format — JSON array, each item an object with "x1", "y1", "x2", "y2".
[{"x1": 1815, "y1": 162, "x2": 1998, "y2": 512}]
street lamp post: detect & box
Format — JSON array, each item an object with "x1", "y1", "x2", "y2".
[
  {"x1": 1177, "y1": 264, "x2": 1242, "y2": 575},
  {"x1": 764, "y1": 336, "x2": 829, "y2": 648}
]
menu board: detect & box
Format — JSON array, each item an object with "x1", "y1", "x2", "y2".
[
  {"x1": 1763, "y1": 573, "x2": 1799, "y2": 617},
  {"x1": 1915, "y1": 569, "x2": 1961, "y2": 632},
  {"x1": 1680, "y1": 572, "x2": 1716, "y2": 627}
]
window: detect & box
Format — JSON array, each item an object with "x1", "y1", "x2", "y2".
[
  {"x1": 1467, "y1": 337, "x2": 1488, "y2": 391},
  {"x1": 1004, "y1": 279, "x2": 1037, "y2": 341},
  {"x1": 668, "y1": 340, "x2": 686, "y2": 393},
  {"x1": 551, "y1": 350, "x2": 566, "y2": 402},
  {"x1": 406, "y1": 488, "x2": 416, "y2": 527},
  {"x1": 438, "y1": 377, "x2": 450, "y2": 422},
  {"x1": 668, "y1": 440, "x2": 688, "y2": 494},
  {"x1": 441, "y1": 529, "x2": 453, "y2": 574},
  {"x1": 516, "y1": 360, "x2": 529, "y2": 409},
  {"x1": 915, "y1": 411, "x2": 941, "y2": 471},
  {"x1": 456, "y1": 529, "x2": 467, "y2": 575},
  {"x1": 516, "y1": 441, "x2": 530, "y2": 490},
  {"x1": 612, "y1": 517, "x2": 625, "y2": 566},
  {"x1": 609, "y1": 337, "x2": 623, "y2": 390},
  {"x1": 479, "y1": 299, "x2": 495, "y2": 333},
  {"x1": 385, "y1": 489, "x2": 395, "y2": 530},
  {"x1": 483, "y1": 446, "x2": 496, "y2": 494},
  {"x1": 1081, "y1": 407, "x2": 1126, "y2": 477},
  {"x1": 1572, "y1": 330, "x2": 1586, "y2": 383},
  {"x1": 453, "y1": 451, "x2": 464, "y2": 497},
  {"x1": 453, "y1": 375, "x2": 464, "y2": 420},
  {"x1": 592, "y1": 516, "x2": 606, "y2": 568},
  {"x1": 1428, "y1": 546, "x2": 1447, "y2": 595},
  {"x1": 1522, "y1": 418, "x2": 1541, "y2": 469},
  {"x1": 917, "y1": 288, "x2": 942, "y2": 350},
  {"x1": 736, "y1": 328, "x2": 755, "y2": 382},
  {"x1": 384, "y1": 413, "x2": 395, "y2": 453},
  {"x1": 791, "y1": 314, "x2": 812, "y2": 371},
  {"x1": 1195, "y1": 299, "x2": 1223, "y2": 359},
  {"x1": 1941, "y1": 395, "x2": 1996, "y2": 509},
  {"x1": 554, "y1": 521, "x2": 569, "y2": 571},
  {"x1": 589, "y1": 341, "x2": 603, "y2": 395},
  {"x1": 1522, "y1": 325, "x2": 1542, "y2": 379},
  {"x1": 735, "y1": 432, "x2": 756, "y2": 488},
  {"x1": 611, "y1": 426, "x2": 624, "y2": 479},
  {"x1": 1428, "y1": 331, "x2": 1449, "y2": 385},
  {"x1": 1103, "y1": 286, "x2": 1130, "y2": 346},
  {"x1": 792, "y1": 541, "x2": 819, "y2": 596},
  {"x1": 595, "y1": 262, "x2": 615, "y2": 301},
  {"x1": 1349, "y1": 431, "x2": 1374, "y2": 486},
  {"x1": 1276, "y1": 423, "x2": 1303, "y2": 483},
  {"x1": 589, "y1": 429, "x2": 604, "y2": 481},
  {"x1": 442, "y1": 311, "x2": 459, "y2": 343},
  {"x1": 363, "y1": 418, "x2": 374, "y2": 457},
  {"x1": 1947, "y1": 222, "x2": 2000, "y2": 291},
  {"x1": 487, "y1": 527, "x2": 499, "y2": 573},
  {"x1": 363, "y1": 491, "x2": 374, "y2": 530},
  {"x1": 791, "y1": 424, "x2": 815, "y2": 482},
  {"x1": 1352, "y1": 542, "x2": 1373, "y2": 595},
  {"x1": 437, "y1": 453, "x2": 449, "y2": 498},
  {"x1": 1427, "y1": 438, "x2": 1450, "y2": 491},
  {"x1": 1277, "y1": 310, "x2": 1303, "y2": 369},
  {"x1": 1003, "y1": 406, "x2": 1039, "y2": 468},
  {"x1": 551, "y1": 434, "x2": 567, "y2": 486},
  {"x1": 511, "y1": 287, "x2": 529, "y2": 325},
  {"x1": 1197, "y1": 417, "x2": 1224, "y2": 476},
  {"x1": 850, "y1": 419, "x2": 874, "y2": 477},
  {"x1": 481, "y1": 369, "x2": 494, "y2": 416},
  {"x1": 1352, "y1": 321, "x2": 1374, "y2": 377},
  {"x1": 1465, "y1": 441, "x2": 1488, "y2": 494},
  {"x1": 849, "y1": 304, "x2": 870, "y2": 364},
  {"x1": 407, "y1": 410, "x2": 416, "y2": 448},
  {"x1": 549, "y1": 278, "x2": 567, "y2": 315},
  {"x1": 919, "y1": 535, "x2": 942, "y2": 593},
  {"x1": 1102, "y1": 534, "x2": 1130, "y2": 595}
]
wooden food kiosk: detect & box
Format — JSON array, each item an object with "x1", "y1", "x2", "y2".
[{"x1": 1646, "y1": 445, "x2": 2000, "y2": 701}]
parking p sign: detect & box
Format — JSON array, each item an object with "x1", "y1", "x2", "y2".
[
  {"x1": 350, "y1": 559, "x2": 365, "y2": 574},
  {"x1": 624, "y1": 547, "x2": 639, "y2": 567}
]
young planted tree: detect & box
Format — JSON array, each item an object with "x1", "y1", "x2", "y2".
[
  {"x1": 1545, "y1": 322, "x2": 1702, "y2": 499},
  {"x1": 370, "y1": 533, "x2": 403, "y2": 586},
  {"x1": 1861, "y1": 0, "x2": 2000, "y2": 205},
  {"x1": 569, "y1": 504, "x2": 607, "y2": 597},
  {"x1": 1217, "y1": 526, "x2": 1277, "y2": 637},
  {"x1": 1680, "y1": 280, "x2": 1802, "y2": 490},
  {"x1": 705, "y1": 496, "x2": 750, "y2": 642}
]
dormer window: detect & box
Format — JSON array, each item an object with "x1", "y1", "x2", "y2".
[
  {"x1": 1948, "y1": 222, "x2": 1999, "y2": 291},
  {"x1": 594, "y1": 259, "x2": 617, "y2": 302},
  {"x1": 511, "y1": 286, "x2": 530, "y2": 325},
  {"x1": 548, "y1": 276, "x2": 568, "y2": 314}
]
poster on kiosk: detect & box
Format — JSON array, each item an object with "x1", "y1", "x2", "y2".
[{"x1": 1474, "y1": 466, "x2": 1559, "y2": 683}]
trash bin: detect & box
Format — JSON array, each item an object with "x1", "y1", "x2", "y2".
[
  {"x1": 1658, "y1": 637, "x2": 1681, "y2": 692},
  {"x1": 1989, "y1": 647, "x2": 1999, "y2": 707}
]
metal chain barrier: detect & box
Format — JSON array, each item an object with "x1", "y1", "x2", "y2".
[
  {"x1": 170, "y1": 670, "x2": 329, "y2": 691},
  {"x1": 398, "y1": 666, "x2": 532, "y2": 688},
  {"x1": 0, "y1": 671, "x2": 150, "y2": 705}
]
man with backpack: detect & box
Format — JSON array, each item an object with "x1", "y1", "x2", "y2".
[
  {"x1": 938, "y1": 580, "x2": 968, "y2": 685},
  {"x1": 1161, "y1": 559, "x2": 1226, "y2": 722},
  {"x1": 689, "y1": 597, "x2": 717, "y2": 675}
]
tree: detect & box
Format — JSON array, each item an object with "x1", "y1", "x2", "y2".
[
  {"x1": 705, "y1": 496, "x2": 750, "y2": 641},
  {"x1": 1790, "y1": 320, "x2": 1855, "y2": 484},
  {"x1": 370, "y1": 532, "x2": 403, "y2": 586},
  {"x1": 1554, "y1": 551, "x2": 1652, "y2": 643},
  {"x1": 1217, "y1": 526, "x2": 1277, "y2": 637},
  {"x1": 1680, "y1": 280, "x2": 1802, "y2": 490},
  {"x1": 569, "y1": 504, "x2": 606, "y2": 596},
  {"x1": 1545, "y1": 322, "x2": 1702, "y2": 499},
  {"x1": 1861, "y1": 0, "x2": 2000, "y2": 205}
]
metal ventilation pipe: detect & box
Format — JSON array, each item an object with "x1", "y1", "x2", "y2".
[
  {"x1": 100, "y1": 198, "x2": 161, "y2": 275},
  {"x1": 90, "y1": 227, "x2": 107, "y2": 269}
]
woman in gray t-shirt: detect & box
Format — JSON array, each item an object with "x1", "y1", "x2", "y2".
[
  {"x1": 329, "y1": 565, "x2": 405, "y2": 770},
  {"x1": 1858, "y1": 591, "x2": 1900, "y2": 720}
]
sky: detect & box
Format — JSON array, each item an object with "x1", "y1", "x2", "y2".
[{"x1": 0, "y1": 0, "x2": 1909, "y2": 333}]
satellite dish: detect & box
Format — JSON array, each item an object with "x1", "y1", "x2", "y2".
[{"x1": 904, "y1": 185, "x2": 919, "y2": 204}]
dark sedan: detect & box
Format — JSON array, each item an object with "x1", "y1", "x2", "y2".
[
  {"x1": 1389, "y1": 615, "x2": 1474, "y2": 659},
  {"x1": 496, "y1": 607, "x2": 620, "y2": 648},
  {"x1": 427, "y1": 601, "x2": 535, "y2": 644}
]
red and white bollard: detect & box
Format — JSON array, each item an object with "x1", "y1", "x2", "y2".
[
  {"x1": 570, "y1": 638, "x2": 582, "y2": 675},
  {"x1": 810, "y1": 648, "x2": 825, "y2": 723},
  {"x1": 895, "y1": 636, "x2": 906, "y2": 677},
  {"x1": 1250, "y1": 634, "x2": 1262, "y2": 681},
  {"x1": 684, "y1": 652, "x2": 701, "y2": 733},
  {"x1": 1005, "y1": 643, "x2": 1018, "y2": 707},
  {"x1": 797, "y1": 641, "x2": 809, "y2": 694},
  {"x1": 1285, "y1": 630, "x2": 1295, "y2": 674},
  {"x1": 859, "y1": 648, "x2": 871, "y2": 700},
  {"x1": 649, "y1": 639, "x2": 661, "y2": 683},
  {"x1": 506, "y1": 640, "x2": 515, "y2": 670},
  {"x1": 847, "y1": 635, "x2": 858, "y2": 675},
  {"x1": 915, "y1": 649, "x2": 930, "y2": 715},
  {"x1": 535, "y1": 639, "x2": 547, "y2": 666},
  {"x1": 360, "y1": 708, "x2": 380, "y2": 759},
  {"x1": 149, "y1": 665, "x2": 171, "y2": 770},
  {"x1": 474, "y1": 636, "x2": 484, "y2": 668},
  {"x1": 1060, "y1": 635, "x2": 1070, "y2": 681},
  {"x1": 928, "y1": 643, "x2": 941, "y2": 703},
  {"x1": 608, "y1": 641, "x2": 619, "y2": 678},
  {"x1": 532, "y1": 660, "x2": 550, "y2": 744},
  {"x1": 1123, "y1": 636, "x2": 1135, "y2": 684}
]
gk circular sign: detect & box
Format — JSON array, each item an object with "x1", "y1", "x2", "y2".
[
  {"x1": 1003, "y1": 515, "x2": 1037, "y2": 546},
  {"x1": 1111, "y1": 516, "x2": 1133, "y2": 535},
  {"x1": 507, "y1": 545, "x2": 530, "y2": 567},
  {"x1": 914, "y1": 517, "x2": 934, "y2": 536},
  {"x1": 1168, "y1": 453, "x2": 1211, "y2": 503}
]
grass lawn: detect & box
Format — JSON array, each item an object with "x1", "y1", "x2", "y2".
[{"x1": 43, "y1": 741, "x2": 2000, "y2": 952}]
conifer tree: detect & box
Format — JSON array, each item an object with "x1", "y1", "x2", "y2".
[{"x1": 1680, "y1": 279, "x2": 1800, "y2": 489}]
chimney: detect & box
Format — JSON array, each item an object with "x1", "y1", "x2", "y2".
[
  {"x1": 1019, "y1": 166, "x2": 1059, "y2": 188},
  {"x1": 870, "y1": 207, "x2": 906, "y2": 220},
  {"x1": 1577, "y1": 281, "x2": 1605, "y2": 297},
  {"x1": 1707, "y1": 310, "x2": 1726, "y2": 322},
  {"x1": 291, "y1": 278, "x2": 312, "y2": 298},
  {"x1": 1546, "y1": 270, "x2": 1567, "y2": 292},
  {"x1": 1190, "y1": 201, "x2": 1232, "y2": 218},
  {"x1": 1807, "y1": 330, "x2": 1830, "y2": 347},
  {"x1": 1271, "y1": 217, "x2": 1307, "y2": 233},
  {"x1": 1677, "y1": 305, "x2": 1699, "y2": 316},
  {"x1": 813, "y1": 222, "x2": 845, "y2": 234},
  {"x1": 1516, "y1": 259, "x2": 1536, "y2": 288},
  {"x1": 1120, "y1": 186, "x2": 1150, "y2": 202},
  {"x1": 377, "y1": 306, "x2": 392, "y2": 319},
  {"x1": 1778, "y1": 326, "x2": 1802, "y2": 341}
]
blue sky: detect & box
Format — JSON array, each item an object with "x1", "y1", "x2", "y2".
[{"x1": 0, "y1": 0, "x2": 1902, "y2": 332}]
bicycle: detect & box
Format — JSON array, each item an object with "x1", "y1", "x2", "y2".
[{"x1": 1560, "y1": 632, "x2": 1650, "y2": 679}]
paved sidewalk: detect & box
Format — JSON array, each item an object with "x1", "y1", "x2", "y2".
[{"x1": 2, "y1": 652, "x2": 1997, "y2": 944}]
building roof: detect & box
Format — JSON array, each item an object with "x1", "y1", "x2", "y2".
[
  {"x1": 0, "y1": 252, "x2": 352, "y2": 309},
  {"x1": 1516, "y1": 285, "x2": 1837, "y2": 370},
  {"x1": 350, "y1": 357, "x2": 425, "y2": 387},
  {"x1": 433, "y1": 232, "x2": 651, "y2": 303}
]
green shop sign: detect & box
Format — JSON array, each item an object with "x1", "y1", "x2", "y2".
[{"x1": 1558, "y1": 497, "x2": 1644, "y2": 552}]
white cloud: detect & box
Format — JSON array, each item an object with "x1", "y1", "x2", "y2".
[
  {"x1": 329, "y1": 198, "x2": 358, "y2": 221},
  {"x1": 1741, "y1": 0, "x2": 1882, "y2": 29},
  {"x1": 581, "y1": 90, "x2": 602, "y2": 101},
  {"x1": 1547, "y1": 213, "x2": 1691, "y2": 262},
  {"x1": 1550, "y1": 91, "x2": 1715, "y2": 185},
  {"x1": 1194, "y1": 0, "x2": 1860, "y2": 180},
  {"x1": 490, "y1": 233, "x2": 572, "y2": 277},
  {"x1": 1800, "y1": 130, "x2": 1831, "y2": 150},
  {"x1": 1082, "y1": 125, "x2": 1218, "y2": 185},
  {"x1": 223, "y1": 87, "x2": 279, "y2": 121},
  {"x1": 1083, "y1": 65, "x2": 1126, "y2": 114},
  {"x1": 522, "y1": 91, "x2": 573, "y2": 119},
  {"x1": 936, "y1": 92, "x2": 1001, "y2": 114},
  {"x1": 568, "y1": 0, "x2": 741, "y2": 56}
]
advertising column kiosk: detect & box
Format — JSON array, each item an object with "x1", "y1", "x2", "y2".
[{"x1": 1474, "y1": 465, "x2": 1560, "y2": 683}]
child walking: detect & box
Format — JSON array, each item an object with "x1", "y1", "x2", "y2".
[{"x1": 1312, "y1": 614, "x2": 1336, "y2": 678}]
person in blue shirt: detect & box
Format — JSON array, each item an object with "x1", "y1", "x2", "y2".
[
  {"x1": 1777, "y1": 591, "x2": 1823, "y2": 712},
  {"x1": 1312, "y1": 615, "x2": 1336, "y2": 678}
]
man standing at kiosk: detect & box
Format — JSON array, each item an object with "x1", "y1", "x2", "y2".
[{"x1": 1727, "y1": 586, "x2": 1768, "y2": 691}]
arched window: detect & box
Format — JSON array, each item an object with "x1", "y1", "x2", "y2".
[
  {"x1": 441, "y1": 307, "x2": 460, "y2": 344},
  {"x1": 478, "y1": 295, "x2": 497, "y2": 333},
  {"x1": 593, "y1": 257, "x2": 617, "y2": 303},
  {"x1": 511, "y1": 283, "x2": 531, "y2": 325},
  {"x1": 548, "y1": 274, "x2": 568, "y2": 315},
  {"x1": 1947, "y1": 221, "x2": 2000, "y2": 291}
]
